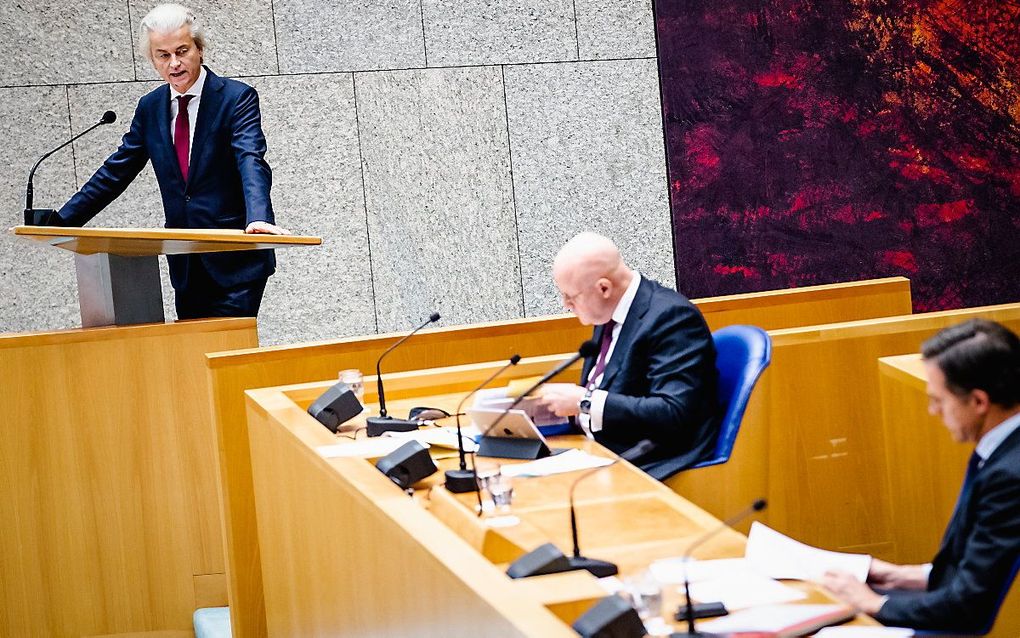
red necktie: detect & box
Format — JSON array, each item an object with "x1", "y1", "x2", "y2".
[
  {"x1": 587, "y1": 319, "x2": 617, "y2": 390},
  {"x1": 174, "y1": 95, "x2": 193, "y2": 182}
]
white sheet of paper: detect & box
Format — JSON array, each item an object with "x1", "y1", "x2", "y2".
[
  {"x1": 649, "y1": 557, "x2": 806, "y2": 610},
  {"x1": 500, "y1": 449, "x2": 613, "y2": 477},
  {"x1": 815, "y1": 628, "x2": 914, "y2": 637},
  {"x1": 383, "y1": 426, "x2": 478, "y2": 452},
  {"x1": 745, "y1": 521, "x2": 872, "y2": 582},
  {"x1": 316, "y1": 438, "x2": 420, "y2": 458},
  {"x1": 698, "y1": 603, "x2": 847, "y2": 633}
]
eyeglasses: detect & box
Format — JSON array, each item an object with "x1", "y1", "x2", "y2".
[{"x1": 560, "y1": 281, "x2": 597, "y2": 306}]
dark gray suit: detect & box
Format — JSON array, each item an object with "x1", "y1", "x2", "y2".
[{"x1": 877, "y1": 426, "x2": 1020, "y2": 632}]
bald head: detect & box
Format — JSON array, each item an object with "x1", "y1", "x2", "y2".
[{"x1": 553, "y1": 233, "x2": 634, "y2": 325}]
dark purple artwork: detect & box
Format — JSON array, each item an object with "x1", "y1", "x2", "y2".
[{"x1": 655, "y1": 0, "x2": 1020, "y2": 310}]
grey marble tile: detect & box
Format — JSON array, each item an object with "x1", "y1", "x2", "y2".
[
  {"x1": 129, "y1": 0, "x2": 279, "y2": 80},
  {"x1": 1, "y1": 1, "x2": 135, "y2": 87},
  {"x1": 356, "y1": 67, "x2": 523, "y2": 333},
  {"x1": 575, "y1": 0, "x2": 656, "y2": 60},
  {"x1": 504, "y1": 59, "x2": 675, "y2": 317},
  {"x1": 243, "y1": 73, "x2": 376, "y2": 345},
  {"x1": 274, "y1": 0, "x2": 425, "y2": 74},
  {"x1": 422, "y1": 0, "x2": 576, "y2": 66},
  {"x1": 0, "y1": 87, "x2": 80, "y2": 333}
]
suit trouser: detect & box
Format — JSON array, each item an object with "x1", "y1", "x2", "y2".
[{"x1": 173, "y1": 259, "x2": 269, "y2": 320}]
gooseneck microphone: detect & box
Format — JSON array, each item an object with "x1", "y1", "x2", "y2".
[
  {"x1": 365, "y1": 312, "x2": 441, "y2": 437},
  {"x1": 566, "y1": 439, "x2": 656, "y2": 576},
  {"x1": 482, "y1": 339, "x2": 599, "y2": 441},
  {"x1": 25, "y1": 110, "x2": 117, "y2": 225},
  {"x1": 445, "y1": 353, "x2": 521, "y2": 493},
  {"x1": 504, "y1": 439, "x2": 654, "y2": 577},
  {"x1": 674, "y1": 498, "x2": 767, "y2": 637}
]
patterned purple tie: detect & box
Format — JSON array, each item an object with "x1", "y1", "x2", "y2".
[
  {"x1": 587, "y1": 319, "x2": 617, "y2": 390},
  {"x1": 174, "y1": 95, "x2": 193, "y2": 182}
]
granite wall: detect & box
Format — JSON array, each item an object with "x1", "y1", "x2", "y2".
[{"x1": 0, "y1": 0, "x2": 675, "y2": 344}]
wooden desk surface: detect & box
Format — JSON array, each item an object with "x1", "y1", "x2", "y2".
[
  {"x1": 12, "y1": 225, "x2": 321, "y2": 256},
  {"x1": 246, "y1": 360, "x2": 875, "y2": 635}
]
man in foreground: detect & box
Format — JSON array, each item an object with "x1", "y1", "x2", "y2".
[
  {"x1": 823, "y1": 319, "x2": 1020, "y2": 633},
  {"x1": 55, "y1": 3, "x2": 288, "y2": 319},
  {"x1": 538, "y1": 232, "x2": 719, "y2": 475}
]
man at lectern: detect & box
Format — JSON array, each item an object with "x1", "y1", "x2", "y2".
[
  {"x1": 538, "y1": 232, "x2": 719, "y2": 474},
  {"x1": 823, "y1": 319, "x2": 1020, "y2": 633},
  {"x1": 55, "y1": 4, "x2": 288, "y2": 319}
]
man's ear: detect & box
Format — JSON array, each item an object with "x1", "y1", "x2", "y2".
[
  {"x1": 970, "y1": 389, "x2": 991, "y2": 415},
  {"x1": 596, "y1": 277, "x2": 611, "y2": 298}
]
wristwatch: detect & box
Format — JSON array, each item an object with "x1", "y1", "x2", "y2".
[{"x1": 578, "y1": 388, "x2": 594, "y2": 415}]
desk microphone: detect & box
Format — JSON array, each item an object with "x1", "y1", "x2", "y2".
[
  {"x1": 481, "y1": 340, "x2": 598, "y2": 441},
  {"x1": 505, "y1": 439, "x2": 654, "y2": 578},
  {"x1": 445, "y1": 353, "x2": 521, "y2": 493},
  {"x1": 673, "y1": 498, "x2": 767, "y2": 637},
  {"x1": 25, "y1": 110, "x2": 117, "y2": 225},
  {"x1": 365, "y1": 312, "x2": 441, "y2": 437}
]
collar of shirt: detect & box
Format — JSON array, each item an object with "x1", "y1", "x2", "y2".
[
  {"x1": 975, "y1": 410, "x2": 1020, "y2": 464},
  {"x1": 170, "y1": 65, "x2": 207, "y2": 103}
]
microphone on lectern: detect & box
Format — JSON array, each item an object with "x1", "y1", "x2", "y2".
[
  {"x1": 444, "y1": 353, "x2": 521, "y2": 493},
  {"x1": 24, "y1": 110, "x2": 117, "y2": 225},
  {"x1": 365, "y1": 312, "x2": 440, "y2": 437},
  {"x1": 673, "y1": 498, "x2": 767, "y2": 637}
]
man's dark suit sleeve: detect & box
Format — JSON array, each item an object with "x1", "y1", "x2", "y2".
[
  {"x1": 602, "y1": 302, "x2": 713, "y2": 447},
  {"x1": 229, "y1": 86, "x2": 273, "y2": 225},
  {"x1": 57, "y1": 103, "x2": 150, "y2": 227},
  {"x1": 875, "y1": 464, "x2": 1020, "y2": 632}
]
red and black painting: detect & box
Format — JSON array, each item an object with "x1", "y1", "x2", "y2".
[{"x1": 656, "y1": 0, "x2": 1020, "y2": 310}]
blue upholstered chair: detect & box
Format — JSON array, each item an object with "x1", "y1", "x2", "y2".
[
  {"x1": 646, "y1": 324, "x2": 771, "y2": 481},
  {"x1": 694, "y1": 325, "x2": 772, "y2": 469}
]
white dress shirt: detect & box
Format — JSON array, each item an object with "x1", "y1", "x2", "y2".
[
  {"x1": 169, "y1": 66, "x2": 207, "y2": 165},
  {"x1": 579, "y1": 270, "x2": 642, "y2": 437}
]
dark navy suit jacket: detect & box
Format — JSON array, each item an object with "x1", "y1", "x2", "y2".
[
  {"x1": 876, "y1": 426, "x2": 1020, "y2": 632},
  {"x1": 57, "y1": 67, "x2": 275, "y2": 290},
  {"x1": 580, "y1": 276, "x2": 719, "y2": 473}
]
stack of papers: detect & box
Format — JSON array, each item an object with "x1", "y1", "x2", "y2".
[
  {"x1": 745, "y1": 522, "x2": 872, "y2": 582},
  {"x1": 815, "y1": 628, "x2": 914, "y2": 637},
  {"x1": 649, "y1": 558, "x2": 806, "y2": 610},
  {"x1": 500, "y1": 449, "x2": 613, "y2": 477},
  {"x1": 383, "y1": 426, "x2": 478, "y2": 452},
  {"x1": 698, "y1": 604, "x2": 854, "y2": 636}
]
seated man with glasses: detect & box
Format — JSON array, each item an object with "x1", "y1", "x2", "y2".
[{"x1": 538, "y1": 232, "x2": 719, "y2": 475}]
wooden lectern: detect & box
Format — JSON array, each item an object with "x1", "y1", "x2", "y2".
[
  {"x1": 13, "y1": 226, "x2": 321, "y2": 326},
  {"x1": 2, "y1": 226, "x2": 320, "y2": 637}
]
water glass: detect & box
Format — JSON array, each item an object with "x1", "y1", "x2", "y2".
[
  {"x1": 339, "y1": 368, "x2": 365, "y2": 405},
  {"x1": 622, "y1": 570, "x2": 664, "y2": 627}
]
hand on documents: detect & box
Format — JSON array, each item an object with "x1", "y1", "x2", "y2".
[
  {"x1": 821, "y1": 571, "x2": 886, "y2": 615},
  {"x1": 537, "y1": 383, "x2": 587, "y2": 417}
]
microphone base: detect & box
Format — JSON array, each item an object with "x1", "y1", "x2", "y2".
[
  {"x1": 24, "y1": 209, "x2": 59, "y2": 226},
  {"x1": 568, "y1": 555, "x2": 618, "y2": 578},
  {"x1": 444, "y1": 468, "x2": 477, "y2": 493},
  {"x1": 366, "y1": 416, "x2": 419, "y2": 437}
]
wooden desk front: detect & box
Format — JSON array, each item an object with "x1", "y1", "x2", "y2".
[
  {"x1": 209, "y1": 276, "x2": 911, "y2": 638},
  {"x1": 244, "y1": 358, "x2": 872, "y2": 636}
]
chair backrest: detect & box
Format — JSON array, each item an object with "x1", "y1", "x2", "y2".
[{"x1": 694, "y1": 325, "x2": 772, "y2": 468}]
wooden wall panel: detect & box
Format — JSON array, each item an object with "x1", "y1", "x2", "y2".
[{"x1": 0, "y1": 319, "x2": 257, "y2": 637}]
